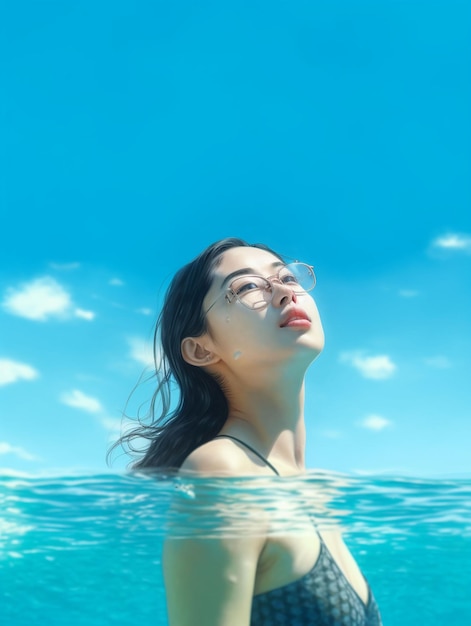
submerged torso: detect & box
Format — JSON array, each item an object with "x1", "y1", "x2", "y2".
[
  {"x1": 214, "y1": 435, "x2": 383, "y2": 626},
  {"x1": 252, "y1": 531, "x2": 382, "y2": 626}
]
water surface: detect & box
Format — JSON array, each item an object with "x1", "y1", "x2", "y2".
[{"x1": 1, "y1": 471, "x2": 470, "y2": 625}]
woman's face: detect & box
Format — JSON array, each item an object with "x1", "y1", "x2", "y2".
[{"x1": 202, "y1": 246, "x2": 324, "y2": 369}]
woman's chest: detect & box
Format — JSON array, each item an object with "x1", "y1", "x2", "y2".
[{"x1": 255, "y1": 525, "x2": 369, "y2": 607}]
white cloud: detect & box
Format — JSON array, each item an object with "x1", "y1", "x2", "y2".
[
  {"x1": 74, "y1": 308, "x2": 95, "y2": 320},
  {"x1": 3, "y1": 277, "x2": 72, "y2": 320},
  {"x1": 60, "y1": 389, "x2": 103, "y2": 414},
  {"x1": 431, "y1": 232, "x2": 471, "y2": 252},
  {"x1": 359, "y1": 414, "x2": 392, "y2": 431},
  {"x1": 0, "y1": 359, "x2": 39, "y2": 386},
  {"x1": 340, "y1": 352, "x2": 397, "y2": 379},
  {"x1": 60, "y1": 393, "x2": 131, "y2": 439},
  {"x1": 0, "y1": 442, "x2": 41, "y2": 461},
  {"x1": 398, "y1": 289, "x2": 419, "y2": 298},
  {"x1": 109, "y1": 278, "x2": 125, "y2": 286},
  {"x1": 128, "y1": 337, "x2": 155, "y2": 367},
  {"x1": 424, "y1": 356, "x2": 452, "y2": 369},
  {"x1": 3, "y1": 276, "x2": 95, "y2": 322},
  {"x1": 136, "y1": 307, "x2": 153, "y2": 316},
  {"x1": 2, "y1": 276, "x2": 96, "y2": 322}
]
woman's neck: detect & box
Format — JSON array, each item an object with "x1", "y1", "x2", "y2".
[{"x1": 222, "y1": 372, "x2": 307, "y2": 471}]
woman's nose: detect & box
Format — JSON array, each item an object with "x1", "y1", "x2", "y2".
[{"x1": 270, "y1": 281, "x2": 297, "y2": 307}]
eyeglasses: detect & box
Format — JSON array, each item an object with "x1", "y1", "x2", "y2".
[{"x1": 205, "y1": 262, "x2": 316, "y2": 313}]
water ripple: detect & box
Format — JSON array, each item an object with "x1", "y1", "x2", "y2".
[{"x1": 1, "y1": 471, "x2": 470, "y2": 553}]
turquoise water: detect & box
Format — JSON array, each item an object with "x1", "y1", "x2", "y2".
[{"x1": 1, "y1": 471, "x2": 470, "y2": 625}]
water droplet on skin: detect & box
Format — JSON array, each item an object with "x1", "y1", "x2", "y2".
[{"x1": 233, "y1": 351, "x2": 242, "y2": 360}]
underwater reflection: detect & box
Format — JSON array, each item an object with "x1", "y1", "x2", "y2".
[{"x1": 163, "y1": 471, "x2": 351, "y2": 538}]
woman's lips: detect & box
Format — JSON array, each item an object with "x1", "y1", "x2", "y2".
[{"x1": 280, "y1": 308, "x2": 311, "y2": 328}]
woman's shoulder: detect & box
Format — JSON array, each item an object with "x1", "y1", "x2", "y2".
[
  {"x1": 173, "y1": 438, "x2": 273, "y2": 540},
  {"x1": 179, "y1": 437, "x2": 258, "y2": 477}
]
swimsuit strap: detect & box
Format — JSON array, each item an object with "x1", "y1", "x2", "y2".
[{"x1": 214, "y1": 435, "x2": 280, "y2": 476}]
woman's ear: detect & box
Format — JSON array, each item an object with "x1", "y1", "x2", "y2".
[{"x1": 181, "y1": 337, "x2": 218, "y2": 367}]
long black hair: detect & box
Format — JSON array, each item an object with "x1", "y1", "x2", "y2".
[{"x1": 108, "y1": 237, "x2": 283, "y2": 471}]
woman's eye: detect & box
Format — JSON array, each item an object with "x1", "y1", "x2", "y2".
[
  {"x1": 236, "y1": 281, "x2": 260, "y2": 295},
  {"x1": 281, "y1": 273, "x2": 298, "y2": 285}
]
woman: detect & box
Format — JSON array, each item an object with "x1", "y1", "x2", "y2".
[{"x1": 114, "y1": 237, "x2": 382, "y2": 626}]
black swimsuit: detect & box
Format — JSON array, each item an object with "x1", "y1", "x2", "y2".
[{"x1": 214, "y1": 435, "x2": 383, "y2": 626}]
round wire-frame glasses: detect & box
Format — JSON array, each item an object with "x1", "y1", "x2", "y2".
[{"x1": 204, "y1": 262, "x2": 316, "y2": 313}]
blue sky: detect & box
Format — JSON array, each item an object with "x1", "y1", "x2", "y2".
[{"x1": 1, "y1": 1, "x2": 470, "y2": 477}]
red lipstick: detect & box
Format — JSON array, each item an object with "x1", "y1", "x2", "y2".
[{"x1": 280, "y1": 307, "x2": 311, "y2": 329}]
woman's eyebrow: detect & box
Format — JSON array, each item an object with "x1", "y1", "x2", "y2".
[{"x1": 220, "y1": 262, "x2": 284, "y2": 289}]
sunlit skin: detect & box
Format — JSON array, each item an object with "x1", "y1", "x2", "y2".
[{"x1": 182, "y1": 246, "x2": 325, "y2": 474}]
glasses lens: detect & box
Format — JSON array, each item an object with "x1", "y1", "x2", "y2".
[
  {"x1": 280, "y1": 263, "x2": 316, "y2": 292},
  {"x1": 230, "y1": 275, "x2": 272, "y2": 309},
  {"x1": 229, "y1": 264, "x2": 315, "y2": 310}
]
